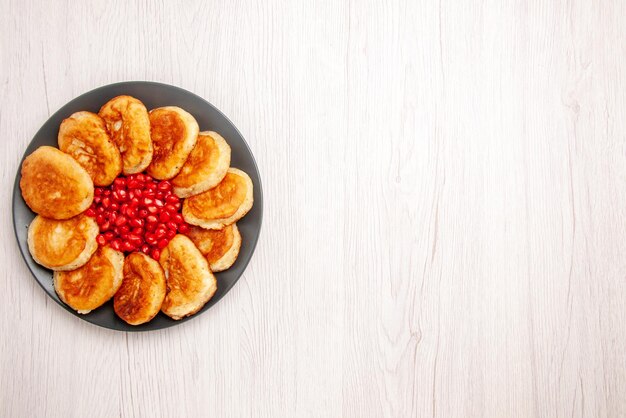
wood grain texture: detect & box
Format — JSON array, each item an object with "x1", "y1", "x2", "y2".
[{"x1": 0, "y1": 0, "x2": 625, "y2": 417}]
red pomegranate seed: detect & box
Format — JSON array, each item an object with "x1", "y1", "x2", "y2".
[
  {"x1": 103, "y1": 189, "x2": 111, "y2": 196},
  {"x1": 95, "y1": 188, "x2": 103, "y2": 196},
  {"x1": 119, "y1": 225, "x2": 130, "y2": 235},
  {"x1": 108, "y1": 211, "x2": 117, "y2": 223},
  {"x1": 172, "y1": 201, "x2": 181, "y2": 211},
  {"x1": 154, "y1": 199, "x2": 164, "y2": 208},
  {"x1": 166, "y1": 221, "x2": 178, "y2": 231},
  {"x1": 140, "y1": 244, "x2": 150, "y2": 254},
  {"x1": 110, "y1": 202, "x2": 119, "y2": 211},
  {"x1": 166, "y1": 229, "x2": 176, "y2": 240},
  {"x1": 114, "y1": 215, "x2": 127, "y2": 226},
  {"x1": 165, "y1": 194, "x2": 179, "y2": 203},
  {"x1": 146, "y1": 215, "x2": 158, "y2": 224},
  {"x1": 138, "y1": 209, "x2": 149, "y2": 218},
  {"x1": 110, "y1": 239, "x2": 122, "y2": 251},
  {"x1": 126, "y1": 207, "x2": 137, "y2": 218},
  {"x1": 113, "y1": 178, "x2": 125, "y2": 187},
  {"x1": 132, "y1": 227, "x2": 144, "y2": 236},
  {"x1": 128, "y1": 234, "x2": 142, "y2": 246},
  {"x1": 164, "y1": 203, "x2": 177, "y2": 213},
  {"x1": 130, "y1": 197, "x2": 140, "y2": 207},
  {"x1": 97, "y1": 206, "x2": 105, "y2": 214},
  {"x1": 151, "y1": 248, "x2": 161, "y2": 260},
  {"x1": 146, "y1": 206, "x2": 159, "y2": 214},
  {"x1": 96, "y1": 234, "x2": 106, "y2": 246},
  {"x1": 117, "y1": 189, "x2": 127, "y2": 200},
  {"x1": 134, "y1": 189, "x2": 143, "y2": 197},
  {"x1": 94, "y1": 196, "x2": 102, "y2": 204},
  {"x1": 145, "y1": 234, "x2": 157, "y2": 246},
  {"x1": 171, "y1": 213, "x2": 184, "y2": 224},
  {"x1": 155, "y1": 191, "x2": 164, "y2": 200},
  {"x1": 127, "y1": 180, "x2": 141, "y2": 189},
  {"x1": 178, "y1": 224, "x2": 190, "y2": 234},
  {"x1": 145, "y1": 222, "x2": 157, "y2": 232},
  {"x1": 159, "y1": 212, "x2": 171, "y2": 222},
  {"x1": 101, "y1": 221, "x2": 111, "y2": 231},
  {"x1": 157, "y1": 238, "x2": 169, "y2": 249},
  {"x1": 129, "y1": 218, "x2": 144, "y2": 228},
  {"x1": 122, "y1": 241, "x2": 135, "y2": 252},
  {"x1": 104, "y1": 231, "x2": 115, "y2": 241},
  {"x1": 154, "y1": 228, "x2": 167, "y2": 240},
  {"x1": 102, "y1": 197, "x2": 111, "y2": 208},
  {"x1": 142, "y1": 197, "x2": 154, "y2": 206},
  {"x1": 85, "y1": 207, "x2": 96, "y2": 217}
]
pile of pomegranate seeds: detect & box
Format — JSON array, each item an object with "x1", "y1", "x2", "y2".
[{"x1": 84, "y1": 173, "x2": 190, "y2": 260}]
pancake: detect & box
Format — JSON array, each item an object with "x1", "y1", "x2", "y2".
[
  {"x1": 159, "y1": 235, "x2": 217, "y2": 320},
  {"x1": 99, "y1": 95, "x2": 153, "y2": 174},
  {"x1": 20, "y1": 146, "x2": 94, "y2": 219},
  {"x1": 182, "y1": 168, "x2": 253, "y2": 229},
  {"x1": 53, "y1": 246, "x2": 124, "y2": 314},
  {"x1": 171, "y1": 131, "x2": 230, "y2": 198},
  {"x1": 184, "y1": 223, "x2": 241, "y2": 272},
  {"x1": 146, "y1": 107, "x2": 199, "y2": 180},
  {"x1": 27, "y1": 214, "x2": 99, "y2": 271},
  {"x1": 114, "y1": 252, "x2": 166, "y2": 325},
  {"x1": 58, "y1": 111, "x2": 122, "y2": 186}
]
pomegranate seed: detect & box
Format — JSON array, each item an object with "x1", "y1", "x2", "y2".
[
  {"x1": 95, "y1": 188, "x2": 103, "y2": 196},
  {"x1": 155, "y1": 191, "x2": 164, "y2": 200},
  {"x1": 101, "y1": 221, "x2": 111, "y2": 231},
  {"x1": 128, "y1": 234, "x2": 142, "y2": 244},
  {"x1": 130, "y1": 197, "x2": 141, "y2": 207},
  {"x1": 165, "y1": 194, "x2": 179, "y2": 203},
  {"x1": 113, "y1": 178, "x2": 126, "y2": 187},
  {"x1": 172, "y1": 213, "x2": 184, "y2": 224},
  {"x1": 114, "y1": 215, "x2": 127, "y2": 226},
  {"x1": 158, "y1": 181, "x2": 172, "y2": 191},
  {"x1": 129, "y1": 218, "x2": 144, "y2": 228},
  {"x1": 97, "y1": 206, "x2": 105, "y2": 214},
  {"x1": 85, "y1": 207, "x2": 96, "y2": 217},
  {"x1": 154, "y1": 199, "x2": 164, "y2": 208},
  {"x1": 94, "y1": 196, "x2": 102, "y2": 204},
  {"x1": 122, "y1": 241, "x2": 135, "y2": 252},
  {"x1": 164, "y1": 203, "x2": 177, "y2": 213},
  {"x1": 166, "y1": 221, "x2": 178, "y2": 231},
  {"x1": 96, "y1": 234, "x2": 106, "y2": 245},
  {"x1": 146, "y1": 215, "x2": 158, "y2": 224},
  {"x1": 132, "y1": 227, "x2": 144, "y2": 236},
  {"x1": 141, "y1": 244, "x2": 150, "y2": 253},
  {"x1": 104, "y1": 231, "x2": 115, "y2": 241},
  {"x1": 134, "y1": 189, "x2": 143, "y2": 197},
  {"x1": 108, "y1": 211, "x2": 117, "y2": 223},
  {"x1": 157, "y1": 238, "x2": 169, "y2": 249},
  {"x1": 138, "y1": 209, "x2": 149, "y2": 218},
  {"x1": 127, "y1": 180, "x2": 141, "y2": 189},
  {"x1": 102, "y1": 197, "x2": 111, "y2": 208},
  {"x1": 143, "y1": 197, "x2": 154, "y2": 206},
  {"x1": 119, "y1": 225, "x2": 130, "y2": 235},
  {"x1": 117, "y1": 189, "x2": 127, "y2": 200},
  {"x1": 126, "y1": 207, "x2": 137, "y2": 218},
  {"x1": 145, "y1": 234, "x2": 157, "y2": 245},
  {"x1": 172, "y1": 201, "x2": 181, "y2": 211},
  {"x1": 112, "y1": 226, "x2": 120, "y2": 235},
  {"x1": 159, "y1": 212, "x2": 171, "y2": 222},
  {"x1": 145, "y1": 222, "x2": 157, "y2": 232},
  {"x1": 147, "y1": 206, "x2": 159, "y2": 214},
  {"x1": 103, "y1": 189, "x2": 111, "y2": 196},
  {"x1": 151, "y1": 248, "x2": 161, "y2": 260},
  {"x1": 110, "y1": 239, "x2": 122, "y2": 251},
  {"x1": 110, "y1": 202, "x2": 119, "y2": 211},
  {"x1": 166, "y1": 229, "x2": 176, "y2": 239},
  {"x1": 178, "y1": 224, "x2": 190, "y2": 234},
  {"x1": 154, "y1": 228, "x2": 167, "y2": 239}
]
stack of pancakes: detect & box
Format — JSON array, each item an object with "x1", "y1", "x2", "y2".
[{"x1": 20, "y1": 95, "x2": 254, "y2": 325}]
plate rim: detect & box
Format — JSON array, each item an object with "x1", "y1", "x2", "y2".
[{"x1": 11, "y1": 80, "x2": 263, "y2": 332}]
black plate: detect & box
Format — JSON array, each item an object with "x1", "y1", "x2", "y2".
[{"x1": 12, "y1": 81, "x2": 263, "y2": 331}]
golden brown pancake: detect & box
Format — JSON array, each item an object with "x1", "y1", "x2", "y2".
[
  {"x1": 146, "y1": 106, "x2": 199, "y2": 180},
  {"x1": 99, "y1": 95, "x2": 153, "y2": 174},
  {"x1": 159, "y1": 235, "x2": 217, "y2": 320},
  {"x1": 27, "y1": 214, "x2": 99, "y2": 271},
  {"x1": 182, "y1": 168, "x2": 253, "y2": 229},
  {"x1": 58, "y1": 111, "x2": 122, "y2": 186},
  {"x1": 53, "y1": 246, "x2": 124, "y2": 314},
  {"x1": 20, "y1": 146, "x2": 94, "y2": 219},
  {"x1": 184, "y1": 223, "x2": 241, "y2": 272},
  {"x1": 171, "y1": 131, "x2": 231, "y2": 198},
  {"x1": 114, "y1": 252, "x2": 166, "y2": 325}
]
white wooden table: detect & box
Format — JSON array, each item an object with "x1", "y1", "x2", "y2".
[{"x1": 1, "y1": 1, "x2": 625, "y2": 417}]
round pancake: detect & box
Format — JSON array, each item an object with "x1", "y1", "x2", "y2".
[
  {"x1": 182, "y1": 168, "x2": 254, "y2": 229},
  {"x1": 159, "y1": 235, "x2": 217, "y2": 320},
  {"x1": 146, "y1": 106, "x2": 199, "y2": 180},
  {"x1": 114, "y1": 252, "x2": 166, "y2": 325},
  {"x1": 27, "y1": 214, "x2": 99, "y2": 271},
  {"x1": 171, "y1": 131, "x2": 231, "y2": 198},
  {"x1": 20, "y1": 146, "x2": 94, "y2": 219},
  {"x1": 99, "y1": 95, "x2": 153, "y2": 174},
  {"x1": 58, "y1": 111, "x2": 122, "y2": 186},
  {"x1": 53, "y1": 246, "x2": 124, "y2": 314},
  {"x1": 184, "y1": 223, "x2": 241, "y2": 272}
]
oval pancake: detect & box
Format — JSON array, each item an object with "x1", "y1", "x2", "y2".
[
  {"x1": 53, "y1": 246, "x2": 124, "y2": 314},
  {"x1": 27, "y1": 214, "x2": 99, "y2": 271},
  {"x1": 146, "y1": 106, "x2": 199, "y2": 180},
  {"x1": 171, "y1": 131, "x2": 231, "y2": 198},
  {"x1": 58, "y1": 111, "x2": 122, "y2": 186},
  {"x1": 114, "y1": 252, "x2": 166, "y2": 325},
  {"x1": 159, "y1": 235, "x2": 217, "y2": 320},
  {"x1": 20, "y1": 146, "x2": 94, "y2": 219},
  {"x1": 184, "y1": 223, "x2": 241, "y2": 272},
  {"x1": 182, "y1": 168, "x2": 254, "y2": 229},
  {"x1": 99, "y1": 95, "x2": 153, "y2": 174}
]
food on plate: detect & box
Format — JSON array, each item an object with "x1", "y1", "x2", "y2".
[
  {"x1": 27, "y1": 214, "x2": 99, "y2": 271},
  {"x1": 146, "y1": 106, "x2": 199, "y2": 180},
  {"x1": 184, "y1": 223, "x2": 241, "y2": 272},
  {"x1": 114, "y1": 252, "x2": 166, "y2": 325},
  {"x1": 159, "y1": 235, "x2": 217, "y2": 320},
  {"x1": 171, "y1": 131, "x2": 231, "y2": 198},
  {"x1": 58, "y1": 111, "x2": 122, "y2": 186},
  {"x1": 182, "y1": 168, "x2": 253, "y2": 229},
  {"x1": 20, "y1": 146, "x2": 94, "y2": 219},
  {"x1": 54, "y1": 246, "x2": 124, "y2": 314},
  {"x1": 99, "y1": 95, "x2": 153, "y2": 174},
  {"x1": 20, "y1": 93, "x2": 256, "y2": 325}
]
